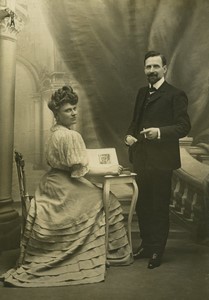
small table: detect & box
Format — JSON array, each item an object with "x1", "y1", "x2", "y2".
[{"x1": 102, "y1": 173, "x2": 138, "y2": 257}]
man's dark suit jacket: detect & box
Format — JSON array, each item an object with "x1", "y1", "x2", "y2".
[{"x1": 127, "y1": 81, "x2": 191, "y2": 170}]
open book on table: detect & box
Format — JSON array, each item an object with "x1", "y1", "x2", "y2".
[
  {"x1": 86, "y1": 148, "x2": 119, "y2": 167},
  {"x1": 86, "y1": 148, "x2": 131, "y2": 177}
]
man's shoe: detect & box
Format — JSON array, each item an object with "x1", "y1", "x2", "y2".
[
  {"x1": 133, "y1": 247, "x2": 150, "y2": 259},
  {"x1": 147, "y1": 253, "x2": 161, "y2": 269}
]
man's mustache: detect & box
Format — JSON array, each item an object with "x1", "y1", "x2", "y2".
[{"x1": 148, "y1": 73, "x2": 157, "y2": 77}]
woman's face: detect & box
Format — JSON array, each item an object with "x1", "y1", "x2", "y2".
[{"x1": 56, "y1": 103, "x2": 77, "y2": 128}]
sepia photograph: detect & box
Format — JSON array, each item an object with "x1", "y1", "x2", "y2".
[{"x1": 0, "y1": 0, "x2": 209, "y2": 299}]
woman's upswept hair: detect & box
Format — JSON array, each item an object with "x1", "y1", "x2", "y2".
[{"x1": 48, "y1": 85, "x2": 78, "y2": 114}]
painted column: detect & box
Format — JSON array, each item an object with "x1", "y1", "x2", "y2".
[
  {"x1": 33, "y1": 94, "x2": 43, "y2": 169},
  {"x1": 40, "y1": 88, "x2": 54, "y2": 169},
  {"x1": 0, "y1": 0, "x2": 27, "y2": 250}
]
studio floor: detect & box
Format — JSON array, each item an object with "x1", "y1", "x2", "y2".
[
  {"x1": 0, "y1": 164, "x2": 209, "y2": 299},
  {"x1": 1, "y1": 214, "x2": 209, "y2": 300}
]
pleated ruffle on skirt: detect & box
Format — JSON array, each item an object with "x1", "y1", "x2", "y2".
[{"x1": 2, "y1": 169, "x2": 132, "y2": 287}]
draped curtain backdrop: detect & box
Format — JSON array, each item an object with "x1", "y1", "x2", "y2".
[{"x1": 41, "y1": 0, "x2": 209, "y2": 165}]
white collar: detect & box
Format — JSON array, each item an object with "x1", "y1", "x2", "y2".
[{"x1": 149, "y1": 77, "x2": 165, "y2": 90}]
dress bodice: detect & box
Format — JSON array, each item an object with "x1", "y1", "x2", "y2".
[{"x1": 45, "y1": 125, "x2": 89, "y2": 177}]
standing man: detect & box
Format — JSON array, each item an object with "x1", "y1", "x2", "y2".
[{"x1": 125, "y1": 51, "x2": 191, "y2": 269}]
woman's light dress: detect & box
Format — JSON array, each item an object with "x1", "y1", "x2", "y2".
[{"x1": 3, "y1": 125, "x2": 132, "y2": 287}]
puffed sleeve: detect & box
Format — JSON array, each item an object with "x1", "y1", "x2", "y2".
[{"x1": 47, "y1": 127, "x2": 89, "y2": 178}]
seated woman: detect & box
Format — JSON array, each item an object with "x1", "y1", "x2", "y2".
[{"x1": 2, "y1": 85, "x2": 132, "y2": 287}]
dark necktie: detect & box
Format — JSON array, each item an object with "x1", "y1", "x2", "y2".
[
  {"x1": 144, "y1": 85, "x2": 157, "y2": 110},
  {"x1": 149, "y1": 85, "x2": 157, "y2": 93}
]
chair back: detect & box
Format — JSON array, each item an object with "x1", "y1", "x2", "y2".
[{"x1": 14, "y1": 150, "x2": 30, "y2": 232}]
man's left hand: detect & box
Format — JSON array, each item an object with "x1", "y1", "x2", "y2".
[{"x1": 140, "y1": 128, "x2": 159, "y2": 140}]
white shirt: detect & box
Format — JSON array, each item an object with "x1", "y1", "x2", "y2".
[
  {"x1": 150, "y1": 76, "x2": 165, "y2": 90},
  {"x1": 149, "y1": 77, "x2": 165, "y2": 138},
  {"x1": 125, "y1": 77, "x2": 165, "y2": 144}
]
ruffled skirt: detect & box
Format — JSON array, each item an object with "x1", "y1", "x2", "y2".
[{"x1": 2, "y1": 169, "x2": 132, "y2": 287}]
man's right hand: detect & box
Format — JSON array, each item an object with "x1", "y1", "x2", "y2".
[{"x1": 125, "y1": 135, "x2": 138, "y2": 146}]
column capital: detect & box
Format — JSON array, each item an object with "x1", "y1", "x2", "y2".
[
  {"x1": 0, "y1": 0, "x2": 28, "y2": 40},
  {"x1": 40, "y1": 71, "x2": 71, "y2": 94}
]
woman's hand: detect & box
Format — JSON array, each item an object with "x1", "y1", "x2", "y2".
[
  {"x1": 88, "y1": 164, "x2": 123, "y2": 176},
  {"x1": 106, "y1": 164, "x2": 123, "y2": 175}
]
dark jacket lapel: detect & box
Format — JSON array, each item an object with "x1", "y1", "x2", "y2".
[{"x1": 147, "y1": 81, "x2": 168, "y2": 104}]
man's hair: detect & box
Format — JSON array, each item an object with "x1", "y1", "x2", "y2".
[{"x1": 144, "y1": 51, "x2": 167, "y2": 66}]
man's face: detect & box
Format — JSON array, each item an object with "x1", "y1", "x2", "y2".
[{"x1": 144, "y1": 56, "x2": 167, "y2": 84}]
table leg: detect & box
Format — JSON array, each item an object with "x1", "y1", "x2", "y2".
[{"x1": 127, "y1": 180, "x2": 138, "y2": 255}]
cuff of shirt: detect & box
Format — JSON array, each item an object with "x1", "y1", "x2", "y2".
[
  {"x1": 124, "y1": 135, "x2": 131, "y2": 145},
  {"x1": 157, "y1": 128, "x2": 161, "y2": 139}
]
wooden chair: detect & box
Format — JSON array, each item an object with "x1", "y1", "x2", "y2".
[
  {"x1": 87, "y1": 148, "x2": 139, "y2": 257},
  {"x1": 14, "y1": 150, "x2": 32, "y2": 235}
]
